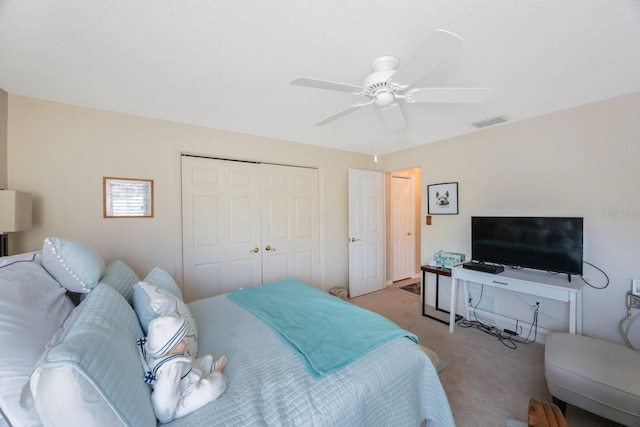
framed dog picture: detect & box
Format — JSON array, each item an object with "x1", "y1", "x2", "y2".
[{"x1": 427, "y1": 182, "x2": 459, "y2": 215}]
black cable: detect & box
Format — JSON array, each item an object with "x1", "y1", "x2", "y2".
[
  {"x1": 506, "y1": 261, "x2": 609, "y2": 290},
  {"x1": 457, "y1": 284, "x2": 539, "y2": 349},
  {"x1": 580, "y1": 260, "x2": 609, "y2": 289},
  {"x1": 0, "y1": 253, "x2": 36, "y2": 269}
]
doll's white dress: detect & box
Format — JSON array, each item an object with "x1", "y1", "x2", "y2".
[{"x1": 147, "y1": 353, "x2": 227, "y2": 423}]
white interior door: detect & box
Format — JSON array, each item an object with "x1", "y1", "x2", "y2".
[
  {"x1": 261, "y1": 164, "x2": 319, "y2": 285},
  {"x1": 182, "y1": 156, "x2": 262, "y2": 301},
  {"x1": 348, "y1": 169, "x2": 384, "y2": 298},
  {"x1": 391, "y1": 174, "x2": 415, "y2": 281}
]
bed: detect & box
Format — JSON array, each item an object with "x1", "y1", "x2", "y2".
[{"x1": 0, "y1": 237, "x2": 455, "y2": 427}]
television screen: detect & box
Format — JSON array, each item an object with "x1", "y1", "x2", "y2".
[{"x1": 471, "y1": 217, "x2": 584, "y2": 275}]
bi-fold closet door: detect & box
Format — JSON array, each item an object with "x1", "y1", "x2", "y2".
[{"x1": 181, "y1": 155, "x2": 319, "y2": 302}]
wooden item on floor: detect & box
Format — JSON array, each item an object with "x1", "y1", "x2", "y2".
[{"x1": 528, "y1": 399, "x2": 567, "y2": 427}]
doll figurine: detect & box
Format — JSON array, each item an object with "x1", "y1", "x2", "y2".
[{"x1": 140, "y1": 314, "x2": 227, "y2": 423}]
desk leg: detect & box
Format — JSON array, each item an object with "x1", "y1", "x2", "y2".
[
  {"x1": 423, "y1": 272, "x2": 462, "y2": 326},
  {"x1": 577, "y1": 289, "x2": 583, "y2": 335},
  {"x1": 569, "y1": 292, "x2": 576, "y2": 334},
  {"x1": 421, "y1": 270, "x2": 427, "y2": 317},
  {"x1": 463, "y1": 280, "x2": 470, "y2": 321},
  {"x1": 449, "y1": 277, "x2": 457, "y2": 333}
]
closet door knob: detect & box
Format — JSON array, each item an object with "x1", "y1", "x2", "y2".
[
  {"x1": 250, "y1": 247, "x2": 259, "y2": 253},
  {"x1": 265, "y1": 245, "x2": 276, "y2": 251},
  {"x1": 350, "y1": 237, "x2": 361, "y2": 242}
]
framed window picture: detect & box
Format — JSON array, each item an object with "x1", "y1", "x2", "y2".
[
  {"x1": 103, "y1": 177, "x2": 154, "y2": 218},
  {"x1": 427, "y1": 182, "x2": 458, "y2": 215}
]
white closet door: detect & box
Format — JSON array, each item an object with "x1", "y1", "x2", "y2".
[
  {"x1": 261, "y1": 164, "x2": 319, "y2": 286},
  {"x1": 182, "y1": 156, "x2": 320, "y2": 301},
  {"x1": 182, "y1": 156, "x2": 262, "y2": 301}
]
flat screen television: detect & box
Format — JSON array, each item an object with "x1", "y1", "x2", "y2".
[{"x1": 471, "y1": 216, "x2": 584, "y2": 275}]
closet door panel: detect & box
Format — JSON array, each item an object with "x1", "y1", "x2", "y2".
[
  {"x1": 182, "y1": 157, "x2": 262, "y2": 301},
  {"x1": 295, "y1": 250, "x2": 313, "y2": 285},
  {"x1": 261, "y1": 164, "x2": 319, "y2": 286}
]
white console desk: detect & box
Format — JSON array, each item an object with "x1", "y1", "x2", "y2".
[{"x1": 449, "y1": 265, "x2": 584, "y2": 334}]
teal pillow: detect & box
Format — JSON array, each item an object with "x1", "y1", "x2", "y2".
[
  {"x1": 132, "y1": 281, "x2": 198, "y2": 358},
  {"x1": 98, "y1": 260, "x2": 140, "y2": 304},
  {"x1": 41, "y1": 237, "x2": 105, "y2": 293},
  {"x1": 29, "y1": 284, "x2": 155, "y2": 427}
]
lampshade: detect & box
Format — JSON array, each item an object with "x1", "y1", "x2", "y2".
[{"x1": 0, "y1": 190, "x2": 32, "y2": 233}]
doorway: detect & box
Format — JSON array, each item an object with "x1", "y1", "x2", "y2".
[{"x1": 386, "y1": 167, "x2": 421, "y2": 286}]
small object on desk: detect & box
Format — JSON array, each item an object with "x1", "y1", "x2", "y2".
[
  {"x1": 421, "y1": 265, "x2": 462, "y2": 326},
  {"x1": 433, "y1": 250, "x2": 445, "y2": 267},
  {"x1": 441, "y1": 252, "x2": 466, "y2": 268},
  {"x1": 462, "y1": 261, "x2": 504, "y2": 274}
]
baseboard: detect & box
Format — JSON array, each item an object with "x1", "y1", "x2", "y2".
[{"x1": 387, "y1": 273, "x2": 421, "y2": 287}]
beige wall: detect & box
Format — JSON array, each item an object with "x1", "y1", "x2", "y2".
[
  {"x1": 6, "y1": 95, "x2": 376, "y2": 291},
  {"x1": 381, "y1": 91, "x2": 640, "y2": 344},
  {"x1": 7, "y1": 91, "x2": 640, "y2": 344},
  {"x1": 0, "y1": 89, "x2": 7, "y2": 189}
]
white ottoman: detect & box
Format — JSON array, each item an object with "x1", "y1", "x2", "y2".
[{"x1": 544, "y1": 332, "x2": 640, "y2": 426}]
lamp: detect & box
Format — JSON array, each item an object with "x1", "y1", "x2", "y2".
[{"x1": 0, "y1": 190, "x2": 32, "y2": 257}]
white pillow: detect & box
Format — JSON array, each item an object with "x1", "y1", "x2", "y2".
[
  {"x1": 132, "y1": 282, "x2": 198, "y2": 358},
  {"x1": 0, "y1": 251, "x2": 74, "y2": 427},
  {"x1": 144, "y1": 267, "x2": 183, "y2": 300},
  {"x1": 41, "y1": 237, "x2": 106, "y2": 293}
]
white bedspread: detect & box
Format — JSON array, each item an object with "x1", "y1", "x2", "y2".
[{"x1": 168, "y1": 292, "x2": 455, "y2": 427}]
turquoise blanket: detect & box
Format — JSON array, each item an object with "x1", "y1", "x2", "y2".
[{"x1": 227, "y1": 279, "x2": 417, "y2": 377}]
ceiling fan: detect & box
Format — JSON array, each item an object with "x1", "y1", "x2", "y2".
[{"x1": 291, "y1": 29, "x2": 493, "y2": 131}]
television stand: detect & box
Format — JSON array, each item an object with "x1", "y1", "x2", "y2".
[{"x1": 448, "y1": 265, "x2": 584, "y2": 334}]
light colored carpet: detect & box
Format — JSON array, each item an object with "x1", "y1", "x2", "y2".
[{"x1": 349, "y1": 282, "x2": 622, "y2": 427}]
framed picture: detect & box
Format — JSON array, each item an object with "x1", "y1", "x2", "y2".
[
  {"x1": 427, "y1": 182, "x2": 458, "y2": 215},
  {"x1": 103, "y1": 177, "x2": 154, "y2": 218}
]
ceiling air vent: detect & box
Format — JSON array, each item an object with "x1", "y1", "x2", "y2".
[{"x1": 472, "y1": 115, "x2": 508, "y2": 128}]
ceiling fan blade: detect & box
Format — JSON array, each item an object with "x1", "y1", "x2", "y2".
[
  {"x1": 406, "y1": 87, "x2": 493, "y2": 103},
  {"x1": 314, "y1": 100, "x2": 373, "y2": 126},
  {"x1": 390, "y1": 29, "x2": 465, "y2": 88},
  {"x1": 291, "y1": 76, "x2": 364, "y2": 94},
  {"x1": 380, "y1": 103, "x2": 406, "y2": 131}
]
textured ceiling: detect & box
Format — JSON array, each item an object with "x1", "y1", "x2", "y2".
[{"x1": 1, "y1": 1, "x2": 639, "y2": 155}]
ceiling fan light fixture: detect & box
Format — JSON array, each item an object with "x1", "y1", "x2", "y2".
[{"x1": 375, "y1": 90, "x2": 394, "y2": 107}]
